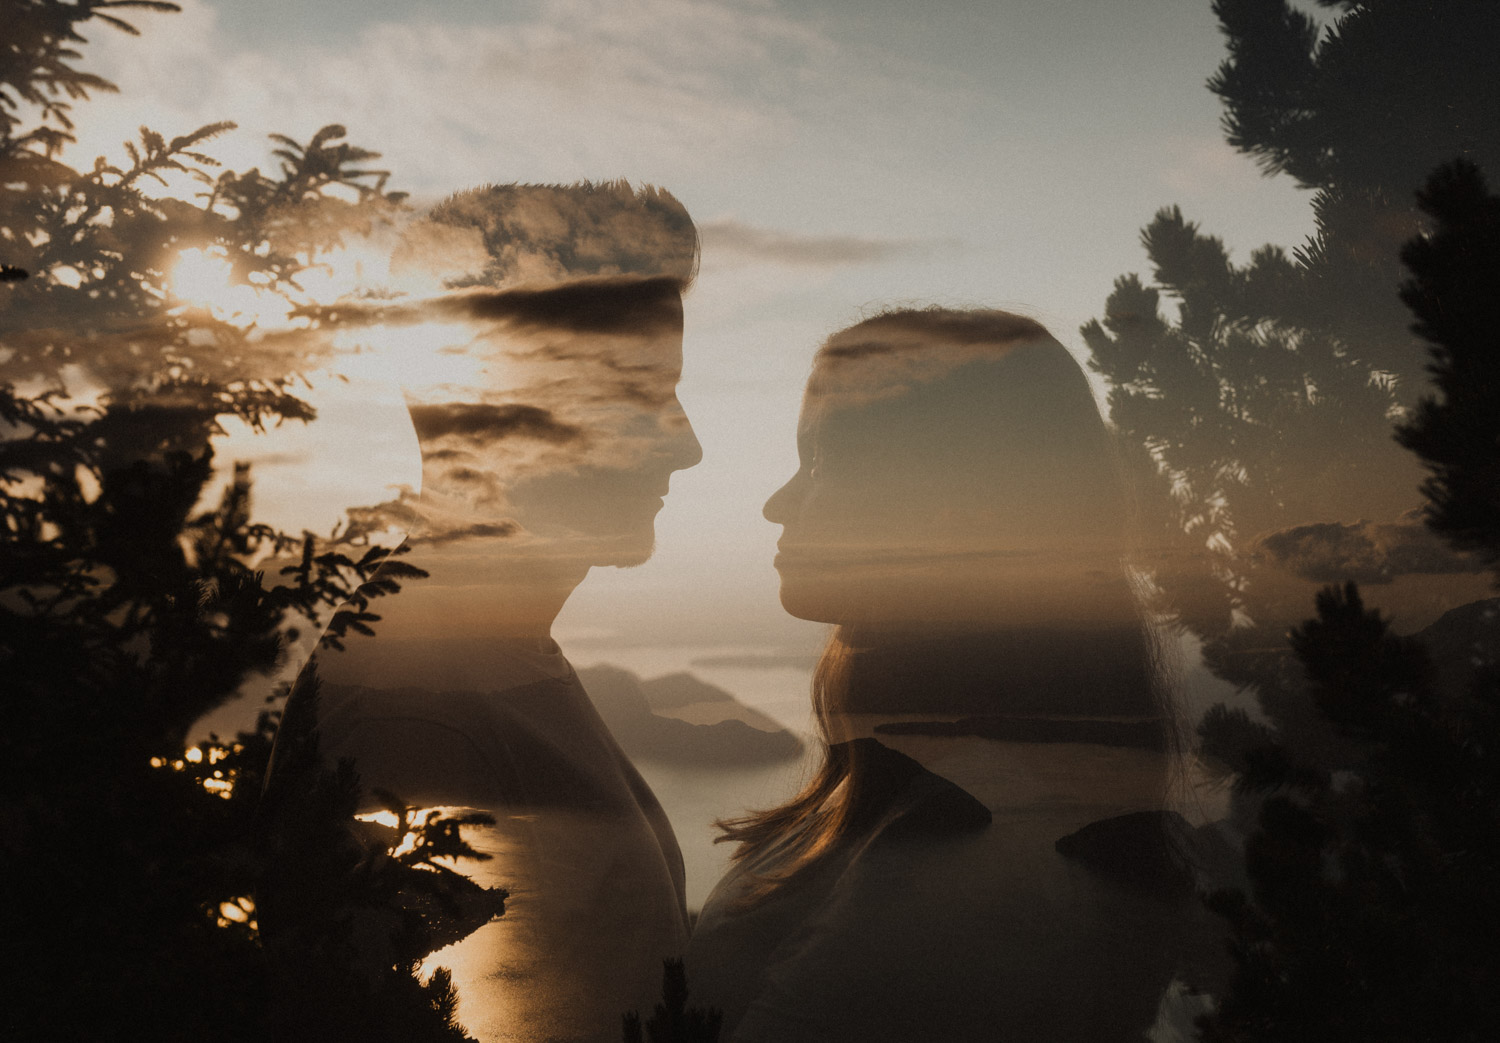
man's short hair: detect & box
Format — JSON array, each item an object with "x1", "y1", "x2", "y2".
[{"x1": 394, "y1": 181, "x2": 698, "y2": 292}]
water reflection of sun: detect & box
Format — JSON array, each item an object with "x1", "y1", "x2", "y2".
[
  {"x1": 355, "y1": 806, "x2": 445, "y2": 861},
  {"x1": 149, "y1": 743, "x2": 234, "y2": 797}
]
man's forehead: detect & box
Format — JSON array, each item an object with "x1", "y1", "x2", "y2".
[
  {"x1": 516, "y1": 316, "x2": 682, "y2": 372},
  {"x1": 463, "y1": 275, "x2": 683, "y2": 334}
]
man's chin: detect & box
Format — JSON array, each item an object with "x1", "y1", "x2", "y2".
[
  {"x1": 511, "y1": 527, "x2": 655, "y2": 571},
  {"x1": 596, "y1": 533, "x2": 657, "y2": 569}
]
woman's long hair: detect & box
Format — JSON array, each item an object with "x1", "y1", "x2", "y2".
[{"x1": 715, "y1": 308, "x2": 1180, "y2": 908}]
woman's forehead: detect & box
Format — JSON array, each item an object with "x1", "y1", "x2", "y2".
[
  {"x1": 810, "y1": 333, "x2": 1035, "y2": 408},
  {"x1": 800, "y1": 340, "x2": 1108, "y2": 473}
]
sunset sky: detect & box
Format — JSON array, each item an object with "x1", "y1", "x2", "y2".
[{"x1": 73, "y1": 0, "x2": 1324, "y2": 669}]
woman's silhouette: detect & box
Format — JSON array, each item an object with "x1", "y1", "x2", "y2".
[{"x1": 686, "y1": 309, "x2": 1221, "y2": 1042}]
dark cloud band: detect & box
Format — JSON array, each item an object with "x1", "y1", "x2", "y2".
[
  {"x1": 1254, "y1": 515, "x2": 1486, "y2": 584},
  {"x1": 295, "y1": 274, "x2": 684, "y2": 339},
  {"x1": 408, "y1": 402, "x2": 583, "y2": 446},
  {"x1": 414, "y1": 520, "x2": 520, "y2": 546}
]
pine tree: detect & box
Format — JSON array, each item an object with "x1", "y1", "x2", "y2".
[
  {"x1": 1, "y1": 3, "x2": 500, "y2": 1038},
  {"x1": 1082, "y1": 0, "x2": 1500, "y2": 699},
  {"x1": 1194, "y1": 161, "x2": 1500, "y2": 1043},
  {"x1": 1394, "y1": 161, "x2": 1500, "y2": 578},
  {"x1": 1078, "y1": 6, "x2": 1500, "y2": 1035},
  {"x1": 621, "y1": 960, "x2": 723, "y2": 1043}
]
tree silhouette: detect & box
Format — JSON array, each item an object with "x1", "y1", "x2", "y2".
[
  {"x1": 1082, "y1": 0, "x2": 1500, "y2": 694},
  {"x1": 1193, "y1": 162, "x2": 1500, "y2": 1042},
  {"x1": 622, "y1": 960, "x2": 723, "y2": 1043},
  {"x1": 1, "y1": 3, "x2": 499, "y2": 1038},
  {"x1": 1395, "y1": 161, "x2": 1500, "y2": 579},
  {"x1": 1078, "y1": 5, "x2": 1500, "y2": 1035},
  {"x1": 259, "y1": 668, "x2": 508, "y2": 1043}
]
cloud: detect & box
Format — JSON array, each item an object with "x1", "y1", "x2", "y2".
[
  {"x1": 460, "y1": 277, "x2": 685, "y2": 337},
  {"x1": 699, "y1": 219, "x2": 934, "y2": 267},
  {"x1": 1252, "y1": 512, "x2": 1487, "y2": 585},
  {"x1": 1160, "y1": 135, "x2": 1250, "y2": 196},
  {"x1": 342, "y1": 493, "x2": 519, "y2": 547},
  {"x1": 806, "y1": 308, "x2": 1062, "y2": 409},
  {"x1": 442, "y1": 466, "x2": 493, "y2": 486},
  {"x1": 406, "y1": 402, "x2": 583, "y2": 446},
  {"x1": 291, "y1": 276, "x2": 690, "y2": 445},
  {"x1": 404, "y1": 183, "x2": 697, "y2": 290},
  {"x1": 414, "y1": 520, "x2": 520, "y2": 546},
  {"x1": 298, "y1": 276, "x2": 685, "y2": 339},
  {"x1": 73, "y1": 0, "x2": 837, "y2": 196}
]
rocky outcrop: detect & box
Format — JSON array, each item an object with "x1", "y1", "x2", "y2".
[{"x1": 578, "y1": 665, "x2": 804, "y2": 766}]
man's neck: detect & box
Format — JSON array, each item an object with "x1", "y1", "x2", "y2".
[{"x1": 386, "y1": 543, "x2": 586, "y2": 644}]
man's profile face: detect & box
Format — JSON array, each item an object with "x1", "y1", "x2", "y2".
[
  {"x1": 401, "y1": 277, "x2": 700, "y2": 567},
  {"x1": 502, "y1": 291, "x2": 701, "y2": 567}
]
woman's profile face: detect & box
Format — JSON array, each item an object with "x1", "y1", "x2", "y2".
[
  {"x1": 763, "y1": 357, "x2": 1005, "y2": 628},
  {"x1": 762, "y1": 392, "x2": 858, "y2": 625},
  {"x1": 764, "y1": 322, "x2": 1128, "y2": 631}
]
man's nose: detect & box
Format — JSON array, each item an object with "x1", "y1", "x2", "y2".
[
  {"x1": 664, "y1": 400, "x2": 702, "y2": 472},
  {"x1": 673, "y1": 423, "x2": 703, "y2": 471}
]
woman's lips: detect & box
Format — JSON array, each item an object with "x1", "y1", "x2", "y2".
[{"x1": 774, "y1": 545, "x2": 814, "y2": 569}]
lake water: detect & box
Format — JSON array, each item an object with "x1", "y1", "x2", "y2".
[
  {"x1": 404, "y1": 755, "x2": 819, "y2": 1041},
  {"x1": 569, "y1": 645, "x2": 823, "y2": 911},
  {"x1": 389, "y1": 647, "x2": 819, "y2": 1041},
  {"x1": 568, "y1": 640, "x2": 1238, "y2": 911},
  {"x1": 206, "y1": 638, "x2": 1233, "y2": 1039},
  {"x1": 633, "y1": 753, "x2": 815, "y2": 912}
]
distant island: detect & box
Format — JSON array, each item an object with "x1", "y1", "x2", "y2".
[
  {"x1": 875, "y1": 716, "x2": 1166, "y2": 749},
  {"x1": 577, "y1": 665, "x2": 804, "y2": 766},
  {"x1": 688, "y1": 652, "x2": 820, "y2": 671}
]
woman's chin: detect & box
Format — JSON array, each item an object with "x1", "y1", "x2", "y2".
[
  {"x1": 775, "y1": 575, "x2": 1011, "y2": 634},
  {"x1": 775, "y1": 576, "x2": 889, "y2": 628},
  {"x1": 774, "y1": 581, "x2": 843, "y2": 625}
]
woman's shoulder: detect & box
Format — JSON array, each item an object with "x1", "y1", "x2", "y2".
[{"x1": 845, "y1": 737, "x2": 993, "y2": 843}]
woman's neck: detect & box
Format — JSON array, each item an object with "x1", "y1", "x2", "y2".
[{"x1": 832, "y1": 623, "x2": 1161, "y2": 720}]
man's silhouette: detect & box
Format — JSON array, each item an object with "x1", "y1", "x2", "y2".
[{"x1": 264, "y1": 182, "x2": 702, "y2": 1043}]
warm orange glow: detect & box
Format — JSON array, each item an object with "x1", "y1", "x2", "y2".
[
  {"x1": 355, "y1": 809, "x2": 402, "y2": 829},
  {"x1": 296, "y1": 237, "x2": 423, "y2": 301},
  {"x1": 150, "y1": 746, "x2": 237, "y2": 798},
  {"x1": 174, "y1": 231, "x2": 435, "y2": 539},
  {"x1": 353, "y1": 806, "x2": 451, "y2": 860},
  {"x1": 169, "y1": 236, "x2": 410, "y2": 329},
  {"x1": 390, "y1": 830, "x2": 422, "y2": 860},
  {"x1": 331, "y1": 320, "x2": 488, "y2": 391},
  {"x1": 214, "y1": 896, "x2": 256, "y2": 930},
  {"x1": 169, "y1": 247, "x2": 297, "y2": 328}
]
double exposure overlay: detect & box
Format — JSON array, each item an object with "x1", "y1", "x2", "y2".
[{"x1": 4, "y1": 2, "x2": 1498, "y2": 1041}]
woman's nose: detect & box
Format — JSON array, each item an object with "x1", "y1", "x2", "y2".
[{"x1": 763, "y1": 474, "x2": 800, "y2": 524}]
